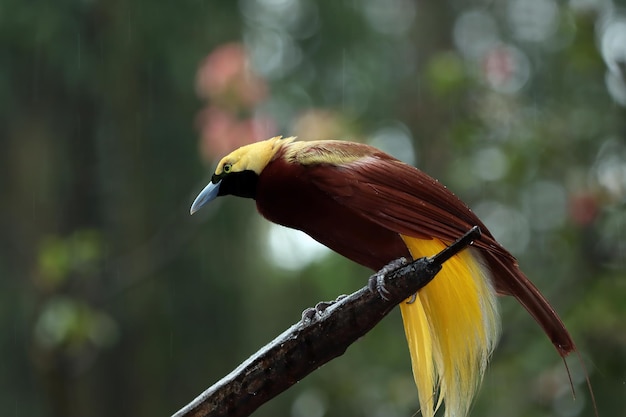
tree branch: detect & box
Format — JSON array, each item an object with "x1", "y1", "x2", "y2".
[{"x1": 172, "y1": 226, "x2": 482, "y2": 417}]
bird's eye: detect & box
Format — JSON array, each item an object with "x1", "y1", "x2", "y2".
[{"x1": 223, "y1": 163, "x2": 232, "y2": 173}]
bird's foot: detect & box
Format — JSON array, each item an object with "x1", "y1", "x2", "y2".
[
  {"x1": 301, "y1": 294, "x2": 348, "y2": 322},
  {"x1": 368, "y1": 257, "x2": 410, "y2": 300}
]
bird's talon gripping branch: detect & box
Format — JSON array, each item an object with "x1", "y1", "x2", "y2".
[
  {"x1": 301, "y1": 307, "x2": 316, "y2": 322},
  {"x1": 368, "y1": 257, "x2": 409, "y2": 300},
  {"x1": 367, "y1": 274, "x2": 390, "y2": 300},
  {"x1": 314, "y1": 300, "x2": 334, "y2": 313},
  {"x1": 301, "y1": 297, "x2": 347, "y2": 323}
]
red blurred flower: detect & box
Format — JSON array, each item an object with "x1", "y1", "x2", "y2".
[
  {"x1": 194, "y1": 42, "x2": 275, "y2": 162},
  {"x1": 196, "y1": 43, "x2": 268, "y2": 109}
]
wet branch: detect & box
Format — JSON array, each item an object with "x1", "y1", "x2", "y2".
[{"x1": 172, "y1": 226, "x2": 482, "y2": 417}]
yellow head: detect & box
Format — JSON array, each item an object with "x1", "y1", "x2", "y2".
[
  {"x1": 213, "y1": 136, "x2": 293, "y2": 176},
  {"x1": 190, "y1": 136, "x2": 293, "y2": 214}
]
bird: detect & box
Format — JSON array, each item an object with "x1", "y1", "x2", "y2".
[{"x1": 189, "y1": 136, "x2": 578, "y2": 417}]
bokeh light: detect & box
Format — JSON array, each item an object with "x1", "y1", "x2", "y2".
[
  {"x1": 361, "y1": 0, "x2": 416, "y2": 37},
  {"x1": 598, "y1": 12, "x2": 626, "y2": 106},
  {"x1": 471, "y1": 146, "x2": 509, "y2": 182},
  {"x1": 474, "y1": 201, "x2": 531, "y2": 255},
  {"x1": 454, "y1": 10, "x2": 500, "y2": 61},
  {"x1": 507, "y1": 0, "x2": 560, "y2": 43},
  {"x1": 367, "y1": 123, "x2": 416, "y2": 166},
  {"x1": 264, "y1": 223, "x2": 330, "y2": 272}
]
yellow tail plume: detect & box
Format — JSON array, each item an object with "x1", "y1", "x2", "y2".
[{"x1": 399, "y1": 236, "x2": 500, "y2": 417}]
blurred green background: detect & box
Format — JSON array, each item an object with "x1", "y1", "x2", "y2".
[{"x1": 2, "y1": 0, "x2": 625, "y2": 416}]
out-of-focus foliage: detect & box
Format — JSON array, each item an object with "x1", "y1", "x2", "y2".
[{"x1": 1, "y1": 1, "x2": 625, "y2": 416}]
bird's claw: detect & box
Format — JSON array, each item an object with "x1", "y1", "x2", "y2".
[
  {"x1": 368, "y1": 257, "x2": 410, "y2": 300},
  {"x1": 301, "y1": 295, "x2": 348, "y2": 322},
  {"x1": 369, "y1": 277, "x2": 391, "y2": 301},
  {"x1": 301, "y1": 307, "x2": 317, "y2": 322}
]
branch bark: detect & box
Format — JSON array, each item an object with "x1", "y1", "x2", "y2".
[{"x1": 172, "y1": 226, "x2": 482, "y2": 417}]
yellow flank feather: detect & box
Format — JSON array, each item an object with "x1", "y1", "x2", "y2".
[{"x1": 399, "y1": 236, "x2": 500, "y2": 417}]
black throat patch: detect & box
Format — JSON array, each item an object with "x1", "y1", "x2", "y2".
[{"x1": 217, "y1": 170, "x2": 259, "y2": 199}]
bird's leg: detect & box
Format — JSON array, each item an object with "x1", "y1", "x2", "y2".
[
  {"x1": 368, "y1": 257, "x2": 410, "y2": 300},
  {"x1": 301, "y1": 294, "x2": 348, "y2": 322}
]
